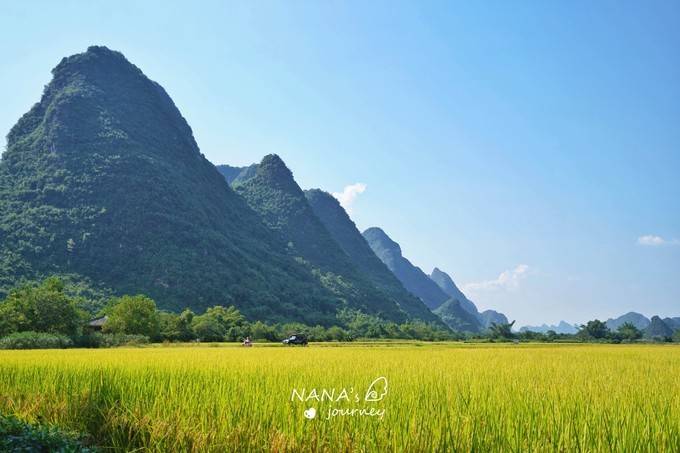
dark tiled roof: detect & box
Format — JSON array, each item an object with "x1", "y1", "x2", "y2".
[{"x1": 88, "y1": 316, "x2": 108, "y2": 327}]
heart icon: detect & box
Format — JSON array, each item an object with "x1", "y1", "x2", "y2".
[{"x1": 304, "y1": 407, "x2": 317, "y2": 419}]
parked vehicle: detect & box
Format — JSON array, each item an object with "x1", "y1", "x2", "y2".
[{"x1": 282, "y1": 334, "x2": 308, "y2": 346}]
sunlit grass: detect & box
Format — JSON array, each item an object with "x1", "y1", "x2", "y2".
[{"x1": 0, "y1": 343, "x2": 678, "y2": 452}]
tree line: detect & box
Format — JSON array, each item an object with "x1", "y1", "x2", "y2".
[
  {"x1": 1, "y1": 277, "x2": 678, "y2": 348},
  {"x1": 488, "y1": 319, "x2": 680, "y2": 343},
  {"x1": 0, "y1": 277, "x2": 459, "y2": 348}
]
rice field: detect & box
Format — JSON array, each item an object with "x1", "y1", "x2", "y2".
[{"x1": 0, "y1": 343, "x2": 678, "y2": 452}]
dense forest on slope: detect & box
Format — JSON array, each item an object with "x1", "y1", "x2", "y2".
[
  {"x1": 362, "y1": 227, "x2": 450, "y2": 309},
  {"x1": 429, "y1": 267, "x2": 478, "y2": 315},
  {"x1": 305, "y1": 189, "x2": 441, "y2": 323},
  {"x1": 234, "y1": 155, "x2": 413, "y2": 322},
  {"x1": 432, "y1": 299, "x2": 481, "y2": 333},
  {"x1": 429, "y1": 267, "x2": 507, "y2": 329},
  {"x1": 0, "y1": 46, "x2": 344, "y2": 325},
  {"x1": 216, "y1": 164, "x2": 258, "y2": 185},
  {"x1": 361, "y1": 227, "x2": 484, "y2": 331},
  {"x1": 477, "y1": 310, "x2": 509, "y2": 329}
]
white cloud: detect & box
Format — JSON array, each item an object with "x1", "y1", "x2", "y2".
[
  {"x1": 463, "y1": 264, "x2": 530, "y2": 293},
  {"x1": 332, "y1": 183, "x2": 367, "y2": 213},
  {"x1": 637, "y1": 235, "x2": 679, "y2": 246}
]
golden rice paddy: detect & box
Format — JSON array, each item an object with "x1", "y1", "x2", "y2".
[{"x1": 0, "y1": 343, "x2": 678, "y2": 452}]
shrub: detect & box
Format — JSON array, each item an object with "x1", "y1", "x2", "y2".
[
  {"x1": 70, "y1": 333, "x2": 151, "y2": 348},
  {"x1": 73, "y1": 333, "x2": 104, "y2": 348},
  {"x1": 0, "y1": 331, "x2": 73, "y2": 350},
  {"x1": 0, "y1": 414, "x2": 95, "y2": 451},
  {"x1": 96, "y1": 333, "x2": 150, "y2": 347}
]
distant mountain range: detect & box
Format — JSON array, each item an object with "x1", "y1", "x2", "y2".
[
  {"x1": 304, "y1": 189, "x2": 441, "y2": 324},
  {"x1": 429, "y1": 268, "x2": 477, "y2": 314},
  {"x1": 362, "y1": 227, "x2": 508, "y2": 332},
  {"x1": 520, "y1": 312, "x2": 680, "y2": 338},
  {"x1": 362, "y1": 228, "x2": 449, "y2": 310},
  {"x1": 519, "y1": 321, "x2": 578, "y2": 335},
  {"x1": 645, "y1": 316, "x2": 674, "y2": 339},
  {"x1": 664, "y1": 317, "x2": 680, "y2": 331},
  {"x1": 429, "y1": 267, "x2": 508, "y2": 329},
  {"x1": 605, "y1": 312, "x2": 680, "y2": 338},
  {"x1": 432, "y1": 299, "x2": 481, "y2": 332},
  {"x1": 606, "y1": 312, "x2": 651, "y2": 331}
]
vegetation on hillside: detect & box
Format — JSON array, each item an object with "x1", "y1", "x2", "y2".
[
  {"x1": 215, "y1": 163, "x2": 258, "y2": 185},
  {"x1": 362, "y1": 227, "x2": 451, "y2": 309},
  {"x1": 0, "y1": 46, "x2": 359, "y2": 326},
  {"x1": 234, "y1": 155, "x2": 411, "y2": 323},
  {"x1": 433, "y1": 299, "x2": 481, "y2": 333},
  {"x1": 1, "y1": 46, "x2": 675, "y2": 347},
  {"x1": 305, "y1": 188, "x2": 441, "y2": 324}
]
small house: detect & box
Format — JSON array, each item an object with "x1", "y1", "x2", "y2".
[{"x1": 87, "y1": 316, "x2": 108, "y2": 332}]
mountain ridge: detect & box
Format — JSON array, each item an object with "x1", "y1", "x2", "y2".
[
  {"x1": 304, "y1": 189, "x2": 441, "y2": 324},
  {"x1": 433, "y1": 299, "x2": 481, "y2": 333},
  {"x1": 0, "y1": 46, "x2": 346, "y2": 324},
  {"x1": 428, "y1": 267, "x2": 508, "y2": 329},
  {"x1": 362, "y1": 227, "x2": 485, "y2": 331},
  {"x1": 234, "y1": 155, "x2": 411, "y2": 322},
  {"x1": 362, "y1": 227, "x2": 450, "y2": 310},
  {"x1": 644, "y1": 316, "x2": 674, "y2": 339},
  {"x1": 605, "y1": 312, "x2": 651, "y2": 331},
  {"x1": 519, "y1": 321, "x2": 578, "y2": 334},
  {"x1": 429, "y1": 267, "x2": 478, "y2": 315}
]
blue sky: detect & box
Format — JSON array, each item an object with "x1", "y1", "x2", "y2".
[{"x1": 1, "y1": 1, "x2": 678, "y2": 325}]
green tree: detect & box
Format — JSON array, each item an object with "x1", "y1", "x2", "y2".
[
  {"x1": 578, "y1": 320, "x2": 610, "y2": 340},
  {"x1": 326, "y1": 326, "x2": 349, "y2": 341},
  {"x1": 488, "y1": 321, "x2": 516, "y2": 340},
  {"x1": 518, "y1": 330, "x2": 545, "y2": 341},
  {"x1": 191, "y1": 306, "x2": 247, "y2": 342},
  {"x1": 103, "y1": 295, "x2": 160, "y2": 339},
  {"x1": 0, "y1": 277, "x2": 85, "y2": 337},
  {"x1": 545, "y1": 330, "x2": 558, "y2": 342},
  {"x1": 177, "y1": 309, "x2": 196, "y2": 341},
  {"x1": 250, "y1": 321, "x2": 278, "y2": 341},
  {"x1": 158, "y1": 312, "x2": 182, "y2": 341},
  {"x1": 617, "y1": 322, "x2": 642, "y2": 341},
  {"x1": 340, "y1": 310, "x2": 385, "y2": 339},
  {"x1": 279, "y1": 322, "x2": 309, "y2": 338},
  {"x1": 205, "y1": 306, "x2": 246, "y2": 329},
  {"x1": 308, "y1": 325, "x2": 328, "y2": 342},
  {"x1": 158, "y1": 309, "x2": 196, "y2": 342},
  {"x1": 191, "y1": 315, "x2": 225, "y2": 342}
]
